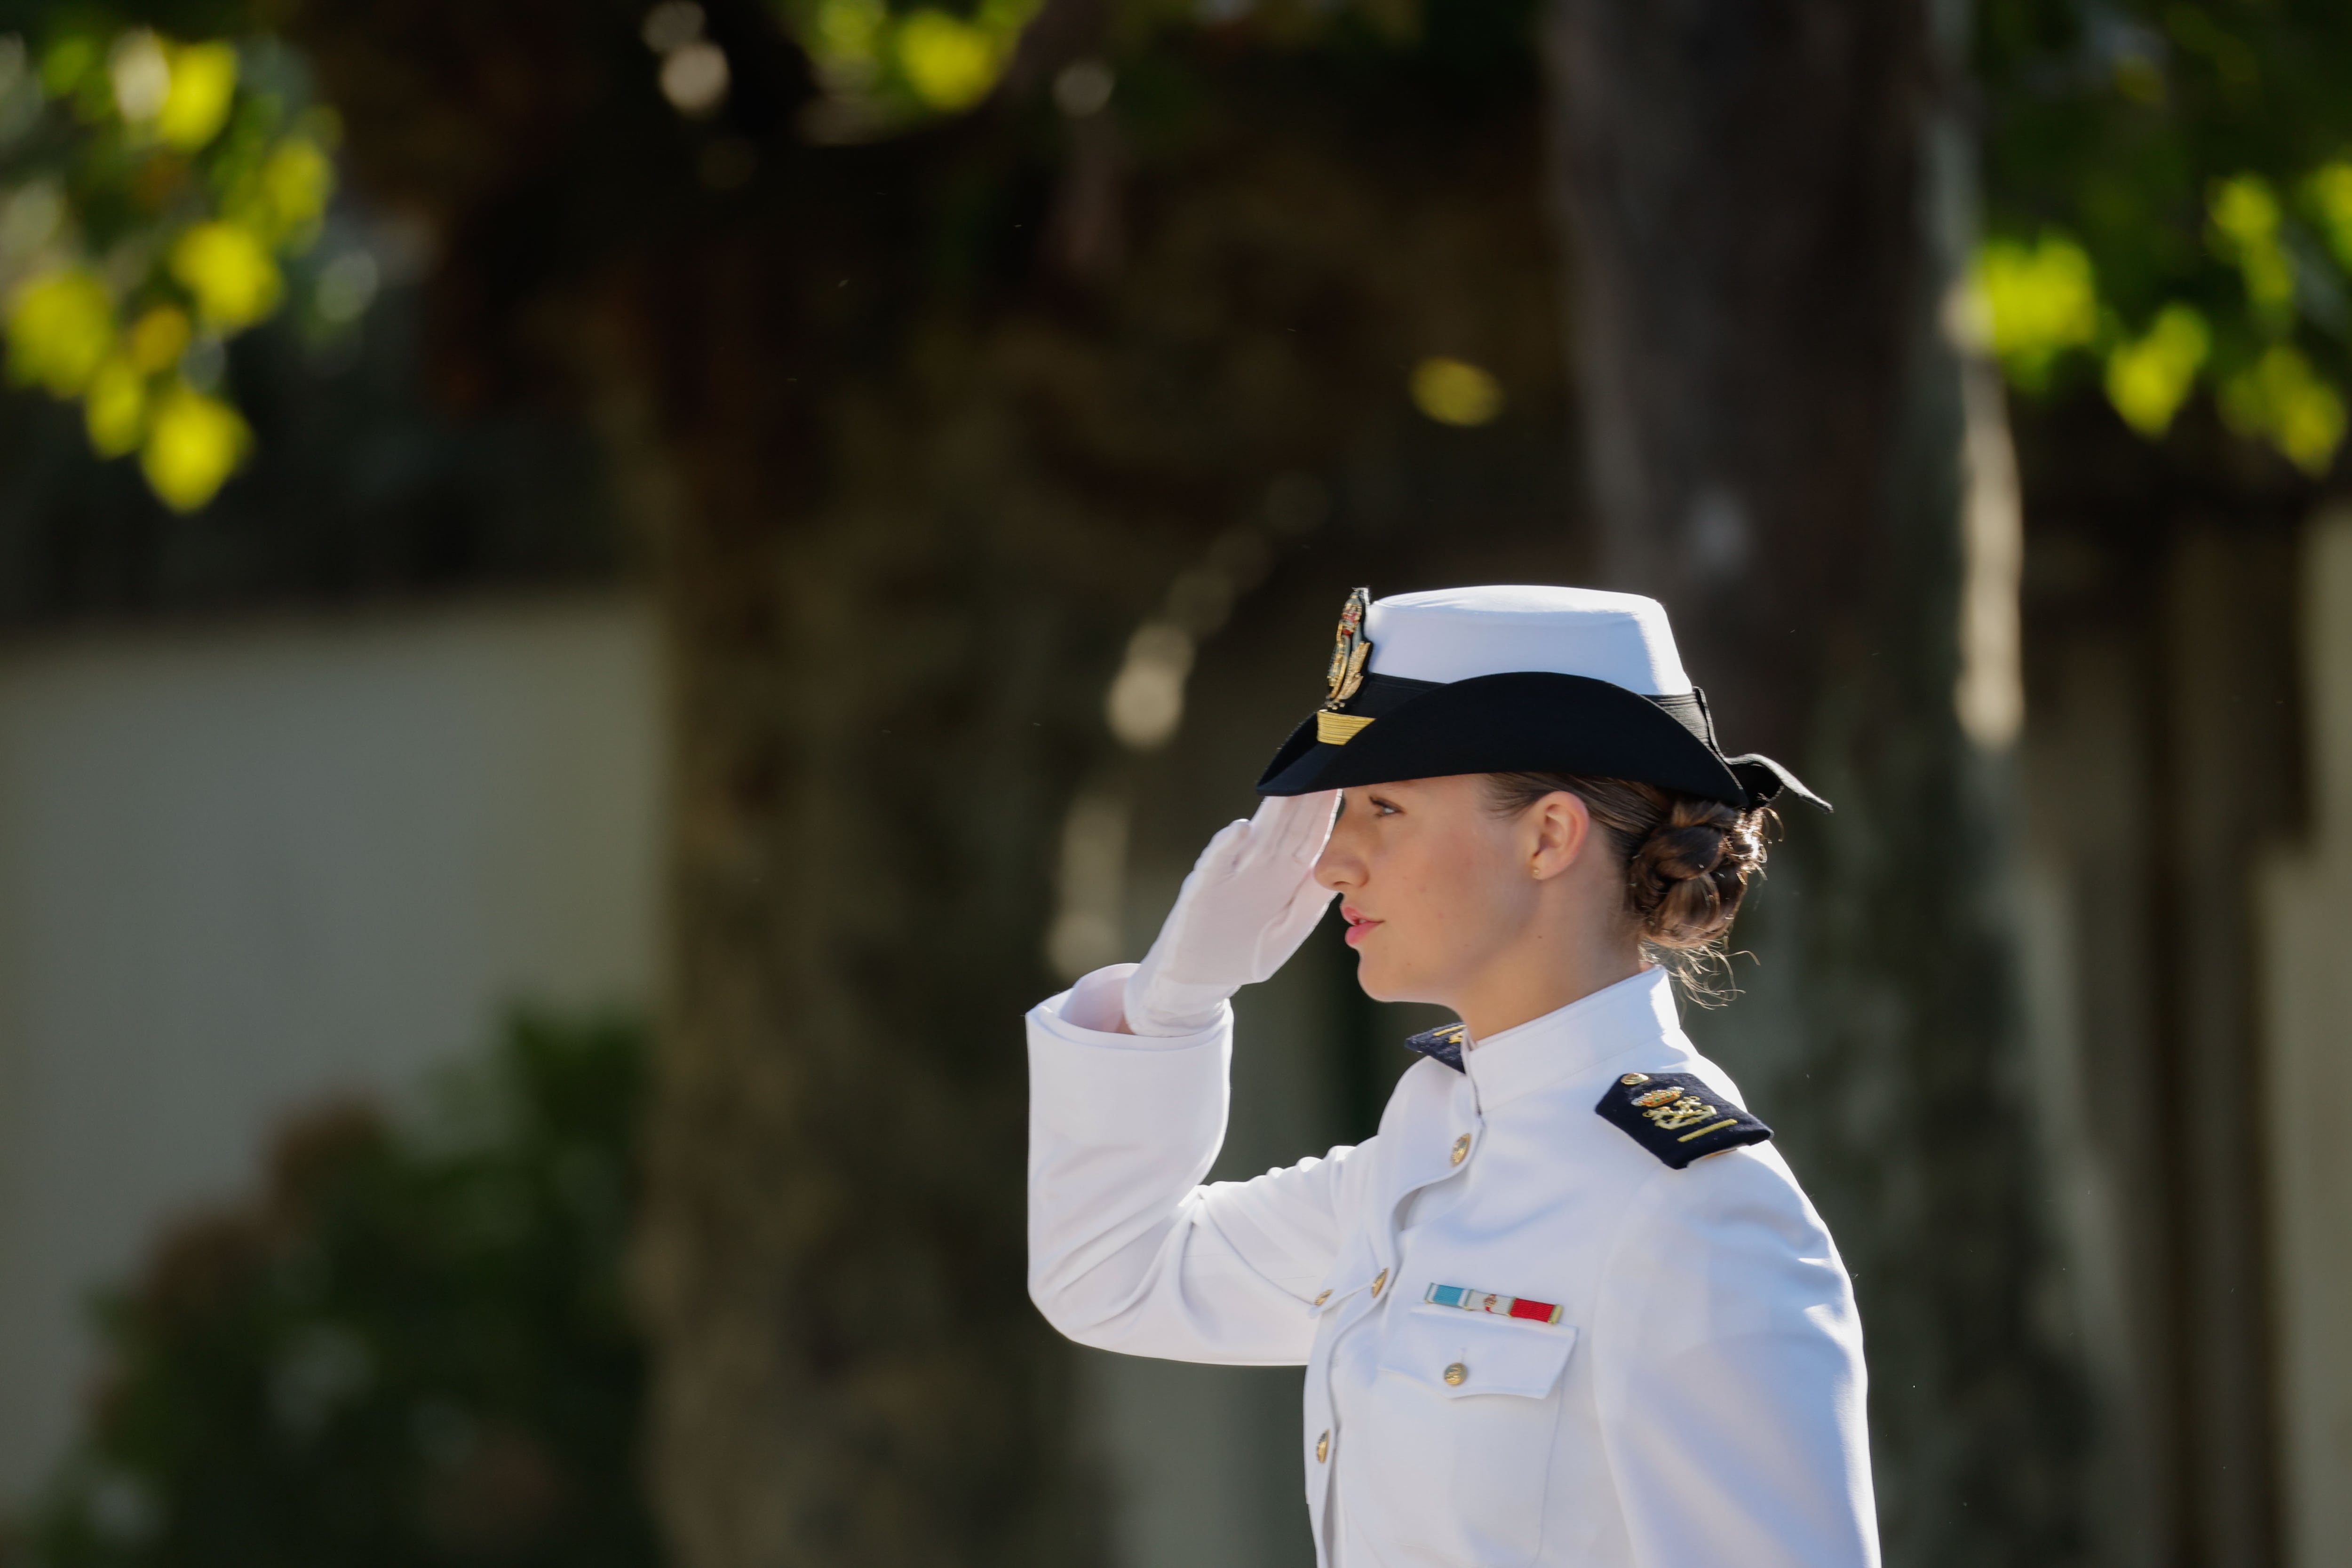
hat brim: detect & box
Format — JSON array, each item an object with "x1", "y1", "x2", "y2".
[{"x1": 1255, "y1": 672, "x2": 1759, "y2": 806}]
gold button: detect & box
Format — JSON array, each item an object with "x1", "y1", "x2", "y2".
[
  {"x1": 1450, "y1": 1133, "x2": 1471, "y2": 1165},
  {"x1": 1443, "y1": 1362, "x2": 1468, "y2": 1386},
  {"x1": 1316, "y1": 1430, "x2": 1330, "y2": 1463},
  {"x1": 1313, "y1": 1289, "x2": 1331, "y2": 1307},
  {"x1": 1370, "y1": 1268, "x2": 1389, "y2": 1298},
  {"x1": 1621, "y1": 1072, "x2": 1650, "y2": 1085}
]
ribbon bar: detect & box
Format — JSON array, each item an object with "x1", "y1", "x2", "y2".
[{"x1": 1424, "y1": 1282, "x2": 1565, "y2": 1326}]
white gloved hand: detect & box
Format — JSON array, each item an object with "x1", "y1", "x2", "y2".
[{"x1": 1123, "y1": 791, "x2": 1340, "y2": 1037}]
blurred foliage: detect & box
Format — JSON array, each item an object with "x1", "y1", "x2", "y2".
[
  {"x1": 778, "y1": 0, "x2": 1042, "y2": 128},
  {"x1": 778, "y1": 0, "x2": 1430, "y2": 135},
  {"x1": 3, "y1": 0, "x2": 2343, "y2": 496},
  {"x1": 16, "y1": 1014, "x2": 659, "y2": 1568},
  {"x1": 0, "y1": 17, "x2": 339, "y2": 508},
  {"x1": 0, "y1": 272, "x2": 621, "y2": 633},
  {"x1": 1979, "y1": 0, "x2": 2352, "y2": 475},
  {"x1": 0, "y1": 0, "x2": 1451, "y2": 513}
]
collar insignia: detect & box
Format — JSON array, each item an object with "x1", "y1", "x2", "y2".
[
  {"x1": 1323, "y1": 586, "x2": 1374, "y2": 711},
  {"x1": 1403, "y1": 1021, "x2": 1467, "y2": 1073}
]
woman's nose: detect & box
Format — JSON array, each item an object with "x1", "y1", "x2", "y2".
[{"x1": 1313, "y1": 839, "x2": 1354, "y2": 892}]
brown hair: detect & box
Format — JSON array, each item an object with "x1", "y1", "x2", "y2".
[{"x1": 1484, "y1": 772, "x2": 1774, "y2": 998}]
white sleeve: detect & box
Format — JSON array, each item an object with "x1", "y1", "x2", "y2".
[
  {"x1": 1592, "y1": 1147, "x2": 1881, "y2": 1568},
  {"x1": 1025, "y1": 978, "x2": 1359, "y2": 1366}
]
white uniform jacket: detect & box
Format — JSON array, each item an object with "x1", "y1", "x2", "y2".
[{"x1": 1026, "y1": 967, "x2": 1878, "y2": 1568}]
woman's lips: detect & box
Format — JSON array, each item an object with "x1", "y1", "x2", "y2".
[{"x1": 1342, "y1": 907, "x2": 1380, "y2": 948}]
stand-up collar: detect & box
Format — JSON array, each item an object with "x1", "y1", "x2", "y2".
[{"x1": 1461, "y1": 967, "x2": 1688, "y2": 1109}]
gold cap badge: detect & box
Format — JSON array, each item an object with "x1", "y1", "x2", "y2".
[
  {"x1": 1320, "y1": 586, "x2": 1375, "y2": 742},
  {"x1": 1324, "y1": 586, "x2": 1374, "y2": 709}
]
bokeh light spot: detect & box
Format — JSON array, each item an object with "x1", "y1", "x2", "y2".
[
  {"x1": 40, "y1": 34, "x2": 101, "y2": 98},
  {"x1": 6, "y1": 268, "x2": 115, "y2": 396},
  {"x1": 1055, "y1": 59, "x2": 1114, "y2": 118},
  {"x1": 2220, "y1": 344, "x2": 2345, "y2": 476},
  {"x1": 2304, "y1": 163, "x2": 2352, "y2": 275},
  {"x1": 0, "y1": 182, "x2": 66, "y2": 263},
  {"x1": 643, "y1": 1, "x2": 706, "y2": 55},
  {"x1": 126, "y1": 305, "x2": 191, "y2": 373},
  {"x1": 1411, "y1": 356, "x2": 1504, "y2": 426},
  {"x1": 1106, "y1": 623, "x2": 1195, "y2": 750},
  {"x1": 108, "y1": 32, "x2": 170, "y2": 122},
  {"x1": 140, "y1": 383, "x2": 251, "y2": 511},
  {"x1": 251, "y1": 138, "x2": 335, "y2": 243},
  {"x1": 898, "y1": 11, "x2": 1000, "y2": 111},
  {"x1": 315, "y1": 251, "x2": 379, "y2": 324},
  {"x1": 1975, "y1": 233, "x2": 2097, "y2": 391},
  {"x1": 814, "y1": 0, "x2": 887, "y2": 70},
  {"x1": 171, "y1": 222, "x2": 283, "y2": 328},
  {"x1": 660, "y1": 41, "x2": 731, "y2": 117},
  {"x1": 84, "y1": 359, "x2": 148, "y2": 457},
  {"x1": 157, "y1": 41, "x2": 238, "y2": 151},
  {"x1": 2104, "y1": 304, "x2": 2209, "y2": 437},
  {"x1": 2208, "y1": 174, "x2": 2295, "y2": 330}
]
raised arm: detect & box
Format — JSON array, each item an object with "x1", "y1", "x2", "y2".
[
  {"x1": 1025, "y1": 791, "x2": 1346, "y2": 1364},
  {"x1": 1026, "y1": 982, "x2": 1363, "y2": 1363}
]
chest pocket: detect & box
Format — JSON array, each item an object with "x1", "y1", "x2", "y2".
[
  {"x1": 1364, "y1": 1306, "x2": 1579, "y2": 1567},
  {"x1": 1378, "y1": 1305, "x2": 1578, "y2": 1397}
]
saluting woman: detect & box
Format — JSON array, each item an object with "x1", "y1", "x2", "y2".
[{"x1": 1025, "y1": 586, "x2": 1877, "y2": 1568}]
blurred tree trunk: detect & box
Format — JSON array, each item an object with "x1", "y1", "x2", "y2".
[
  {"x1": 275, "y1": 10, "x2": 1124, "y2": 1564},
  {"x1": 567, "y1": 139, "x2": 1143, "y2": 1568},
  {"x1": 597, "y1": 251, "x2": 1109, "y2": 1568},
  {"x1": 1543, "y1": 2, "x2": 2084, "y2": 1563}
]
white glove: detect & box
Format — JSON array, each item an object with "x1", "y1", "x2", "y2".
[{"x1": 1123, "y1": 791, "x2": 1339, "y2": 1036}]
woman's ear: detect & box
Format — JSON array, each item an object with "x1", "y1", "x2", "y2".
[{"x1": 1526, "y1": 789, "x2": 1593, "y2": 881}]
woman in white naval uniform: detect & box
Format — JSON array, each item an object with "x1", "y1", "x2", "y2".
[{"x1": 1026, "y1": 586, "x2": 1877, "y2": 1568}]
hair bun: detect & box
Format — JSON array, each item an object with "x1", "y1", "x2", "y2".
[
  {"x1": 1622, "y1": 798, "x2": 1761, "y2": 949},
  {"x1": 1639, "y1": 823, "x2": 1728, "y2": 885}
]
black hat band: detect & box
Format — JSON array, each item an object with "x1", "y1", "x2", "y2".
[{"x1": 1257, "y1": 670, "x2": 1828, "y2": 813}]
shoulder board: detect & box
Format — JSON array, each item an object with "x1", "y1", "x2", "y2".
[
  {"x1": 1594, "y1": 1072, "x2": 1771, "y2": 1169},
  {"x1": 1402, "y1": 1022, "x2": 1467, "y2": 1074}
]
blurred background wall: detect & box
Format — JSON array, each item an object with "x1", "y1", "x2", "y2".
[
  {"x1": 0, "y1": 594, "x2": 661, "y2": 1505},
  {"x1": 2261, "y1": 507, "x2": 2352, "y2": 1568}
]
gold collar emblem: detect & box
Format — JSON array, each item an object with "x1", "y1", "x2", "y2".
[{"x1": 1323, "y1": 586, "x2": 1374, "y2": 711}]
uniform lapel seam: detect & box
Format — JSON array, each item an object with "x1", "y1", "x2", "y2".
[{"x1": 1471, "y1": 1033, "x2": 1692, "y2": 1112}]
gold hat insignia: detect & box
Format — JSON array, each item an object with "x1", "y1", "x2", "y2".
[{"x1": 1323, "y1": 586, "x2": 1374, "y2": 712}]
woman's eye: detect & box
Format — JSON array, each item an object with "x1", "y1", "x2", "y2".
[{"x1": 1370, "y1": 797, "x2": 1400, "y2": 816}]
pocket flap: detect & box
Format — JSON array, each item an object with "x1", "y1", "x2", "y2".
[
  {"x1": 1308, "y1": 1280, "x2": 1357, "y2": 1318},
  {"x1": 1377, "y1": 1305, "x2": 1578, "y2": 1399},
  {"x1": 1309, "y1": 1240, "x2": 1383, "y2": 1317}
]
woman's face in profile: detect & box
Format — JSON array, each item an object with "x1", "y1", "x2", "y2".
[{"x1": 1313, "y1": 775, "x2": 1548, "y2": 1007}]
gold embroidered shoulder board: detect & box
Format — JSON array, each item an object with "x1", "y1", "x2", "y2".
[{"x1": 1594, "y1": 1072, "x2": 1772, "y2": 1169}]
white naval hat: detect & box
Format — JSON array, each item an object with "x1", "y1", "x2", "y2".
[
  {"x1": 1362, "y1": 585, "x2": 1692, "y2": 693},
  {"x1": 1255, "y1": 585, "x2": 1825, "y2": 811}
]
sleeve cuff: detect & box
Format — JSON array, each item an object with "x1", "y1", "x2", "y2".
[
  {"x1": 1061, "y1": 962, "x2": 1135, "y2": 1032},
  {"x1": 1032, "y1": 970, "x2": 1229, "y2": 1052}
]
